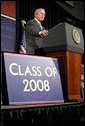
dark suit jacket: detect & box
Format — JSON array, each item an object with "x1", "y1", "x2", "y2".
[{"x1": 25, "y1": 19, "x2": 45, "y2": 55}]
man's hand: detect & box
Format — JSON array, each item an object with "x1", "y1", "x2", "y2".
[{"x1": 41, "y1": 30, "x2": 49, "y2": 37}]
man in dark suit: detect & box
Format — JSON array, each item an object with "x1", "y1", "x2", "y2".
[{"x1": 25, "y1": 8, "x2": 49, "y2": 55}]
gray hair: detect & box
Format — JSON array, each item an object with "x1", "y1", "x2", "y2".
[{"x1": 34, "y1": 8, "x2": 45, "y2": 15}]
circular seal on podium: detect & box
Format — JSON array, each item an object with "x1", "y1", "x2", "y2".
[{"x1": 72, "y1": 28, "x2": 80, "y2": 44}]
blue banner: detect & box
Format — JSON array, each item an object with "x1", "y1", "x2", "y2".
[
  {"x1": 4, "y1": 53, "x2": 64, "y2": 105},
  {"x1": 81, "y1": 64, "x2": 84, "y2": 98},
  {"x1": 1, "y1": 15, "x2": 16, "y2": 104},
  {"x1": 1, "y1": 15, "x2": 16, "y2": 52}
]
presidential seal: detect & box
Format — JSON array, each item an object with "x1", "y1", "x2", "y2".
[{"x1": 72, "y1": 29, "x2": 80, "y2": 44}]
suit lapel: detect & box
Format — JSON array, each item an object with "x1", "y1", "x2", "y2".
[{"x1": 33, "y1": 19, "x2": 44, "y2": 31}]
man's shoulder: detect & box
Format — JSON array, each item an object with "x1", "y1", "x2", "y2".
[{"x1": 27, "y1": 19, "x2": 36, "y2": 25}]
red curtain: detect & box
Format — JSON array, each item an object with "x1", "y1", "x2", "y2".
[{"x1": 1, "y1": 1, "x2": 16, "y2": 18}]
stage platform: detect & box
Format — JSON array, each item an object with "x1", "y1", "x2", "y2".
[{"x1": 1, "y1": 101, "x2": 84, "y2": 126}]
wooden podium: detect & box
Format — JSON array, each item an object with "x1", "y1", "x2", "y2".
[{"x1": 42, "y1": 23, "x2": 84, "y2": 101}]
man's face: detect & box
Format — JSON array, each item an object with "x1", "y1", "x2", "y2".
[{"x1": 35, "y1": 9, "x2": 46, "y2": 22}]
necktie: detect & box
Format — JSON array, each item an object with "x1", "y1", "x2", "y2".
[{"x1": 39, "y1": 22, "x2": 43, "y2": 30}]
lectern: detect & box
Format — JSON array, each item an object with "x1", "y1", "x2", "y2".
[{"x1": 42, "y1": 22, "x2": 84, "y2": 101}]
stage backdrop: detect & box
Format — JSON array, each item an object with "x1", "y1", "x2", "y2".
[{"x1": 1, "y1": 13, "x2": 16, "y2": 105}]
